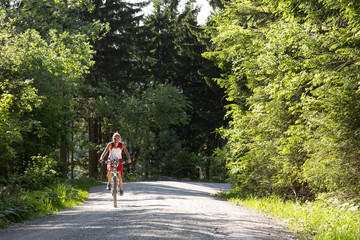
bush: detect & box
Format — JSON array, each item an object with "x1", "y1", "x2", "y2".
[
  {"x1": 0, "y1": 177, "x2": 100, "y2": 229},
  {"x1": 218, "y1": 190, "x2": 360, "y2": 239}
]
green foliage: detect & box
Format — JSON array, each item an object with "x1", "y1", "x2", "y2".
[
  {"x1": 18, "y1": 155, "x2": 58, "y2": 190},
  {"x1": 0, "y1": 1, "x2": 103, "y2": 178},
  {"x1": 75, "y1": 0, "x2": 147, "y2": 178},
  {"x1": 1, "y1": 0, "x2": 226, "y2": 182},
  {"x1": 0, "y1": 177, "x2": 99, "y2": 228},
  {"x1": 219, "y1": 190, "x2": 360, "y2": 240},
  {"x1": 0, "y1": 9, "x2": 42, "y2": 167},
  {"x1": 97, "y1": 84, "x2": 192, "y2": 179},
  {"x1": 79, "y1": 0, "x2": 143, "y2": 90},
  {"x1": 205, "y1": 0, "x2": 360, "y2": 200},
  {"x1": 140, "y1": 0, "x2": 227, "y2": 180},
  {"x1": 143, "y1": 0, "x2": 180, "y2": 85}
]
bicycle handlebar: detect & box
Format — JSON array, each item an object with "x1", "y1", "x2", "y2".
[{"x1": 102, "y1": 160, "x2": 127, "y2": 165}]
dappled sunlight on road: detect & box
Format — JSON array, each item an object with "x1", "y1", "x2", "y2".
[{"x1": 0, "y1": 181, "x2": 295, "y2": 240}]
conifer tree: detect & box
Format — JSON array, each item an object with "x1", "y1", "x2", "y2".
[
  {"x1": 78, "y1": 0, "x2": 147, "y2": 178},
  {"x1": 141, "y1": 0, "x2": 227, "y2": 179}
]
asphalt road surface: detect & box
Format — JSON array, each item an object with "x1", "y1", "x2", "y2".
[{"x1": 0, "y1": 181, "x2": 296, "y2": 239}]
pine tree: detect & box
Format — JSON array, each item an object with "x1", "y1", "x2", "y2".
[
  {"x1": 78, "y1": 0, "x2": 147, "y2": 178},
  {"x1": 142, "y1": 0, "x2": 179, "y2": 86},
  {"x1": 141, "y1": 0, "x2": 227, "y2": 179},
  {"x1": 173, "y1": 0, "x2": 227, "y2": 179}
]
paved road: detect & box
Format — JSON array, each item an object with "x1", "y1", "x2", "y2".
[{"x1": 0, "y1": 181, "x2": 295, "y2": 239}]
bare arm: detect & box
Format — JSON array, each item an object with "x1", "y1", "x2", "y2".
[
  {"x1": 99, "y1": 143, "x2": 111, "y2": 163},
  {"x1": 123, "y1": 144, "x2": 132, "y2": 163}
]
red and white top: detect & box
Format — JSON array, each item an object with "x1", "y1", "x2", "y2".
[{"x1": 109, "y1": 142, "x2": 123, "y2": 160}]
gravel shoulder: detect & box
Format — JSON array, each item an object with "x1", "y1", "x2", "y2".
[{"x1": 0, "y1": 181, "x2": 296, "y2": 239}]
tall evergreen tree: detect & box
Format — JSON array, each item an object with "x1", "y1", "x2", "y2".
[
  {"x1": 173, "y1": 0, "x2": 228, "y2": 179},
  {"x1": 142, "y1": 0, "x2": 180, "y2": 86},
  {"x1": 77, "y1": 0, "x2": 147, "y2": 178},
  {"x1": 141, "y1": 0, "x2": 227, "y2": 179}
]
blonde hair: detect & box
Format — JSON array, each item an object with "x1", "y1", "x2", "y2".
[{"x1": 112, "y1": 132, "x2": 121, "y2": 142}]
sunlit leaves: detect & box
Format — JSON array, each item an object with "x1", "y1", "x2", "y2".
[
  {"x1": 205, "y1": 0, "x2": 360, "y2": 199},
  {"x1": 0, "y1": 1, "x2": 101, "y2": 176},
  {"x1": 96, "y1": 84, "x2": 190, "y2": 177}
]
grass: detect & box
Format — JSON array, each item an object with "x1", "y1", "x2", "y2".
[
  {"x1": 0, "y1": 177, "x2": 102, "y2": 228},
  {"x1": 217, "y1": 191, "x2": 360, "y2": 240}
]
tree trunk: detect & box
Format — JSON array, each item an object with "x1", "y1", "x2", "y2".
[
  {"x1": 71, "y1": 149, "x2": 74, "y2": 179},
  {"x1": 70, "y1": 129, "x2": 74, "y2": 179},
  {"x1": 0, "y1": 159, "x2": 8, "y2": 178},
  {"x1": 60, "y1": 142, "x2": 68, "y2": 178},
  {"x1": 88, "y1": 117, "x2": 98, "y2": 179},
  {"x1": 205, "y1": 157, "x2": 211, "y2": 181}
]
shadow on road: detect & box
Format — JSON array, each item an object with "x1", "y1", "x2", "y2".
[{"x1": 0, "y1": 181, "x2": 292, "y2": 240}]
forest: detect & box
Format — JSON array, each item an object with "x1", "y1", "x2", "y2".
[
  {"x1": 1, "y1": 0, "x2": 360, "y2": 219},
  {"x1": 0, "y1": 0, "x2": 228, "y2": 185}
]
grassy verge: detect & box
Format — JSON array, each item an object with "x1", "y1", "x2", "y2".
[
  {"x1": 217, "y1": 191, "x2": 360, "y2": 239},
  {"x1": 0, "y1": 177, "x2": 102, "y2": 229}
]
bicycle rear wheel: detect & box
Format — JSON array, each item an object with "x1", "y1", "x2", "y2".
[{"x1": 112, "y1": 175, "x2": 117, "y2": 207}]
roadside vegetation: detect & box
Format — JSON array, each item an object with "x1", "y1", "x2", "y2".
[
  {"x1": 2, "y1": 0, "x2": 360, "y2": 238},
  {"x1": 207, "y1": 0, "x2": 360, "y2": 239},
  {"x1": 0, "y1": 176, "x2": 101, "y2": 229},
  {"x1": 218, "y1": 191, "x2": 360, "y2": 239}
]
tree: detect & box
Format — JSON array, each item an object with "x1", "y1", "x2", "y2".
[
  {"x1": 173, "y1": 0, "x2": 228, "y2": 179},
  {"x1": 142, "y1": 0, "x2": 228, "y2": 180},
  {"x1": 0, "y1": 1, "x2": 102, "y2": 177},
  {"x1": 96, "y1": 84, "x2": 191, "y2": 179},
  {"x1": 204, "y1": 0, "x2": 360, "y2": 200},
  {"x1": 76, "y1": 0, "x2": 147, "y2": 179},
  {"x1": 0, "y1": 12, "x2": 42, "y2": 177},
  {"x1": 142, "y1": 0, "x2": 180, "y2": 86}
]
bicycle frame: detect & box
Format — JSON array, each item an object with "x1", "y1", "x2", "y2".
[
  {"x1": 109, "y1": 165, "x2": 119, "y2": 207},
  {"x1": 103, "y1": 158, "x2": 124, "y2": 207}
]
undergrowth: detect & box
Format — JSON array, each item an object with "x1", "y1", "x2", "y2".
[
  {"x1": 217, "y1": 191, "x2": 360, "y2": 240},
  {"x1": 0, "y1": 177, "x2": 101, "y2": 228}
]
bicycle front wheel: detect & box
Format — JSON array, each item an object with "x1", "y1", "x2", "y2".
[{"x1": 112, "y1": 175, "x2": 117, "y2": 207}]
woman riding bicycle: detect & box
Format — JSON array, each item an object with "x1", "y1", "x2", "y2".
[{"x1": 99, "y1": 132, "x2": 131, "y2": 196}]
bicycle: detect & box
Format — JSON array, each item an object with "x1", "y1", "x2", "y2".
[{"x1": 103, "y1": 156, "x2": 126, "y2": 208}]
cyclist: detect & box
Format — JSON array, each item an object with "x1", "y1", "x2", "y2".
[{"x1": 99, "y1": 132, "x2": 131, "y2": 196}]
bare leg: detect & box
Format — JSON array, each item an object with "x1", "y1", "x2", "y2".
[
  {"x1": 119, "y1": 172, "x2": 123, "y2": 190},
  {"x1": 107, "y1": 169, "x2": 112, "y2": 184}
]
